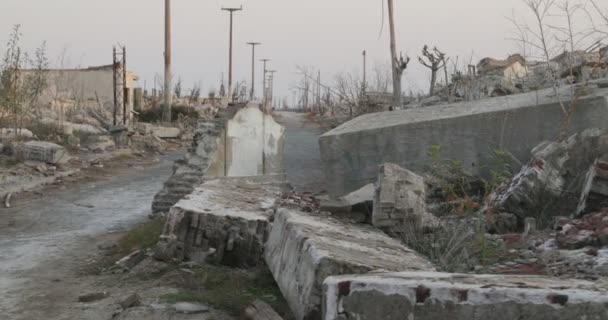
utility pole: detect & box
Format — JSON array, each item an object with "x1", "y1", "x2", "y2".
[
  {"x1": 246, "y1": 42, "x2": 261, "y2": 100},
  {"x1": 222, "y1": 6, "x2": 243, "y2": 103},
  {"x1": 317, "y1": 70, "x2": 321, "y2": 114},
  {"x1": 362, "y1": 50, "x2": 367, "y2": 95},
  {"x1": 267, "y1": 70, "x2": 277, "y2": 112},
  {"x1": 260, "y1": 58, "x2": 269, "y2": 108},
  {"x1": 163, "y1": 0, "x2": 172, "y2": 122}
]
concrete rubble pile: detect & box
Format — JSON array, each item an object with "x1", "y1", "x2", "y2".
[
  {"x1": 151, "y1": 102, "x2": 608, "y2": 320},
  {"x1": 488, "y1": 129, "x2": 608, "y2": 225}
]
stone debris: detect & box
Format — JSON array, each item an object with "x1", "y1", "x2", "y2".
[
  {"x1": 78, "y1": 292, "x2": 110, "y2": 303},
  {"x1": 112, "y1": 250, "x2": 147, "y2": 272},
  {"x1": 157, "y1": 176, "x2": 285, "y2": 267},
  {"x1": 15, "y1": 141, "x2": 70, "y2": 165},
  {"x1": 556, "y1": 211, "x2": 608, "y2": 250},
  {"x1": 576, "y1": 159, "x2": 608, "y2": 216},
  {"x1": 119, "y1": 293, "x2": 142, "y2": 309},
  {"x1": 372, "y1": 163, "x2": 437, "y2": 229},
  {"x1": 242, "y1": 299, "x2": 284, "y2": 320},
  {"x1": 323, "y1": 272, "x2": 608, "y2": 320},
  {"x1": 488, "y1": 129, "x2": 608, "y2": 225},
  {"x1": 264, "y1": 209, "x2": 435, "y2": 320},
  {"x1": 173, "y1": 302, "x2": 210, "y2": 314},
  {"x1": 0, "y1": 128, "x2": 34, "y2": 139}
]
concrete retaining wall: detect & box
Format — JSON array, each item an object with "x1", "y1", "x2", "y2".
[
  {"x1": 323, "y1": 272, "x2": 608, "y2": 320},
  {"x1": 320, "y1": 87, "x2": 608, "y2": 196}
]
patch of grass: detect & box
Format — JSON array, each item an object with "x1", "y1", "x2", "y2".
[
  {"x1": 114, "y1": 218, "x2": 165, "y2": 257},
  {"x1": 162, "y1": 265, "x2": 292, "y2": 318}
]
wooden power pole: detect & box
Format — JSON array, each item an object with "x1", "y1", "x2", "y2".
[
  {"x1": 260, "y1": 58, "x2": 269, "y2": 108},
  {"x1": 222, "y1": 6, "x2": 243, "y2": 103},
  {"x1": 247, "y1": 42, "x2": 261, "y2": 100},
  {"x1": 163, "y1": 0, "x2": 172, "y2": 122}
]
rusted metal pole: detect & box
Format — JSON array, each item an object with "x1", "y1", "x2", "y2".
[
  {"x1": 247, "y1": 42, "x2": 261, "y2": 100},
  {"x1": 362, "y1": 50, "x2": 367, "y2": 94},
  {"x1": 163, "y1": 0, "x2": 172, "y2": 123},
  {"x1": 222, "y1": 6, "x2": 243, "y2": 103}
]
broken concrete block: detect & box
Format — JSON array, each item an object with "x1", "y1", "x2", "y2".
[
  {"x1": 556, "y1": 211, "x2": 608, "y2": 249},
  {"x1": 159, "y1": 177, "x2": 284, "y2": 267},
  {"x1": 576, "y1": 159, "x2": 608, "y2": 216},
  {"x1": 151, "y1": 125, "x2": 181, "y2": 139},
  {"x1": 264, "y1": 209, "x2": 435, "y2": 320},
  {"x1": 372, "y1": 163, "x2": 436, "y2": 229},
  {"x1": 319, "y1": 87, "x2": 608, "y2": 197},
  {"x1": 323, "y1": 272, "x2": 608, "y2": 320},
  {"x1": 15, "y1": 141, "x2": 69, "y2": 164},
  {"x1": 0, "y1": 128, "x2": 33, "y2": 140},
  {"x1": 488, "y1": 129, "x2": 608, "y2": 223},
  {"x1": 319, "y1": 183, "x2": 374, "y2": 214}
]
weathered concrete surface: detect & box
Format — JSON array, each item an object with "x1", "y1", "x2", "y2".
[
  {"x1": 0, "y1": 128, "x2": 34, "y2": 139},
  {"x1": 226, "y1": 104, "x2": 285, "y2": 176},
  {"x1": 151, "y1": 107, "x2": 239, "y2": 215},
  {"x1": 264, "y1": 209, "x2": 434, "y2": 320},
  {"x1": 488, "y1": 129, "x2": 608, "y2": 222},
  {"x1": 373, "y1": 163, "x2": 436, "y2": 229},
  {"x1": 323, "y1": 272, "x2": 608, "y2": 320},
  {"x1": 136, "y1": 123, "x2": 181, "y2": 139},
  {"x1": 320, "y1": 86, "x2": 608, "y2": 196},
  {"x1": 576, "y1": 159, "x2": 608, "y2": 216},
  {"x1": 15, "y1": 141, "x2": 70, "y2": 164},
  {"x1": 157, "y1": 176, "x2": 285, "y2": 267}
]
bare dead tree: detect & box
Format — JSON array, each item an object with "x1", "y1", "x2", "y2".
[
  {"x1": 511, "y1": 0, "x2": 603, "y2": 139},
  {"x1": 418, "y1": 45, "x2": 446, "y2": 96},
  {"x1": 387, "y1": 0, "x2": 410, "y2": 107}
]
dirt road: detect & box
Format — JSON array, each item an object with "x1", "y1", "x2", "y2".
[
  {"x1": 275, "y1": 111, "x2": 327, "y2": 194},
  {"x1": 0, "y1": 153, "x2": 180, "y2": 318}
]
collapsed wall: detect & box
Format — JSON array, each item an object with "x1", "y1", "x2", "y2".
[
  {"x1": 151, "y1": 106, "x2": 239, "y2": 215},
  {"x1": 264, "y1": 209, "x2": 435, "y2": 320},
  {"x1": 319, "y1": 86, "x2": 608, "y2": 197},
  {"x1": 156, "y1": 176, "x2": 287, "y2": 267},
  {"x1": 324, "y1": 272, "x2": 608, "y2": 320}
]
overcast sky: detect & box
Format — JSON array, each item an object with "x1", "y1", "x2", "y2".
[{"x1": 0, "y1": 0, "x2": 565, "y2": 101}]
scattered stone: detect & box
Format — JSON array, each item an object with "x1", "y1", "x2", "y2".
[
  {"x1": 173, "y1": 302, "x2": 210, "y2": 314},
  {"x1": 15, "y1": 141, "x2": 70, "y2": 164},
  {"x1": 78, "y1": 292, "x2": 109, "y2": 303},
  {"x1": 324, "y1": 272, "x2": 608, "y2": 320},
  {"x1": 264, "y1": 209, "x2": 435, "y2": 320},
  {"x1": 97, "y1": 243, "x2": 117, "y2": 250},
  {"x1": 556, "y1": 211, "x2": 608, "y2": 250},
  {"x1": 242, "y1": 299, "x2": 284, "y2": 320},
  {"x1": 4, "y1": 192, "x2": 12, "y2": 208},
  {"x1": 373, "y1": 163, "x2": 437, "y2": 229},
  {"x1": 119, "y1": 293, "x2": 142, "y2": 309},
  {"x1": 0, "y1": 128, "x2": 34, "y2": 139},
  {"x1": 113, "y1": 250, "x2": 147, "y2": 271}
]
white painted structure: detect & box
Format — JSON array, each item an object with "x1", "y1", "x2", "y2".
[{"x1": 225, "y1": 104, "x2": 285, "y2": 177}]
